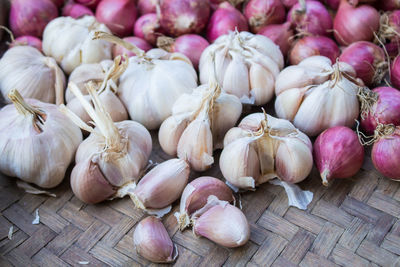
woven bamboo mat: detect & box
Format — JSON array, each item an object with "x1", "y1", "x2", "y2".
[{"x1": 1, "y1": 125, "x2": 400, "y2": 267}]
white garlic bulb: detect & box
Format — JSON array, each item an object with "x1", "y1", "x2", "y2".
[
  {"x1": 199, "y1": 31, "x2": 283, "y2": 105},
  {"x1": 93, "y1": 32, "x2": 198, "y2": 130},
  {"x1": 275, "y1": 56, "x2": 362, "y2": 136},
  {"x1": 61, "y1": 82, "x2": 152, "y2": 204},
  {"x1": 65, "y1": 59, "x2": 113, "y2": 103},
  {"x1": 159, "y1": 82, "x2": 242, "y2": 171},
  {"x1": 43, "y1": 16, "x2": 112, "y2": 74},
  {"x1": 66, "y1": 56, "x2": 128, "y2": 125},
  {"x1": 220, "y1": 112, "x2": 313, "y2": 190},
  {"x1": 0, "y1": 90, "x2": 82, "y2": 188},
  {"x1": 0, "y1": 46, "x2": 66, "y2": 105}
]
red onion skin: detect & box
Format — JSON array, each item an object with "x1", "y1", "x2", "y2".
[
  {"x1": 206, "y1": 2, "x2": 249, "y2": 43},
  {"x1": 62, "y1": 1, "x2": 94, "y2": 19},
  {"x1": 134, "y1": 13, "x2": 163, "y2": 46},
  {"x1": 386, "y1": 41, "x2": 400, "y2": 59},
  {"x1": 159, "y1": 0, "x2": 210, "y2": 37},
  {"x1": 361, "y1": 87, "x2": 400, "y2": 134},
  {"x1": 243, "y1": 0, "x2": 286, "y2": 33},
  {"x1": 75, "y1": 0, "x2": 101, "y2": 9},
  {"x1": 112, "y1": 36, "x2": 152, "y2": 58},
  {"x1": 391, "y1": 55, "x2": 400, "y2": 90},
  {"x1": 258, "y1": 22, "x2": 293, "y2": 57},
  {"x1": 372, "y1": 127, "x2": 400, "y2": 180},
  {"x1": 10, "y1": 36, "x2": 43, "y2": 52},
  {"x1": 314, "y1": 126, "x2": 364, "y2": 186},
  {"x1": 339, "y1": 41, "x2": 386, "y2": 86},
  {"x1": 137, "y1": 0, "x2": 157, "y2": 15},
  {"x1": 333, "y1": 0, "x2": 379, "y2": 46},
  {"x1": 287, "y1": 0, "x2": 333, "y2": 37},
  {"x1": 95, "y1": 0, "x2": 137, "y2": 37},
  {"x1": 281, "y1": 0, "x2": 298, "y2": 8},
  {"x1": 169, "y1": 34, "x2": 209, "y2": 69},
  {"x1": 49, "y1": 0, "x2": 65, "y2": 7},
  {"x1": 376, "y1": 0, "x2": 400, "y2": 11},
  {"x1": 9, "y1": 0, "x2": 58, "y2": 38},
  {"x1": 385, "y1": 11, "x2": 400, "y2": 43},
  {"x1": 289, "y1": 36, "x2": 340, "y2": 65},
  {"x1": 322, "y1": 0, "x2": 340, "y2": 9}
]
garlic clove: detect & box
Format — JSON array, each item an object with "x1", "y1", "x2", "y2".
[
  {"x1": 249, "y1": 63, "x2": 275, "y2": 105},
  {"x1": 275, "y1": 66, "x2": 314, "y2": 95},
  {"x1": 222, "y1": 52, "x2": 250, "y2": 100},
  {"x1": 177, "y1": 118, "x2": 214, "y2": 172},
  {"x1": 134, "y1": 216, "x2": 178, "y2": 263},
  {"x1": 66, "y1": 95, "x2": 93, "y2": 125},
  {"x1": 275, "y1": 87, "x2": 306, "y2": 122},
  {"x1": 98, "y1": 90, "x2": 128, "y2": 122},
  {"x1": 175, "y1": 176, "x2": 234, "y2": 230},
  {"x1": 192, "y1": 197, "x2": 250, "y2": 248},
  {"x1": 223, "y1": 127, "x2": 249, "y2": 148},
  {"x1": 131, "y1": 158, "x2": 190, "y2": 210},
  {"x1": 70, "y1": 158, "x2": 116, "y2": 204},
  {"x1": 219, "y1": 137, "x2": 260, "y2": 189},
  {"x1": 159, "y1": 114, "x2": 191, "y2": 156}
]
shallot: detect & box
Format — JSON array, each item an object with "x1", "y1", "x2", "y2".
[
  {"x1": 289, "y1": 36, "x2": 340, "y2": 65},
  {"x1": 159, "y1": 0, "x2": 210, "y2": 37},
  {"x1": 391, "y1": 55, "x2": 400, "y2": 89},
  {"x1": 9, "y1": 0, "x2": 58, "y2": 38},
  {"x1": 75, "y1": 0, "x2": 101, "y2": 9},
  {"x1": 243, "y1": 0, "x2": 286, "y2": 33},
  {"x1": 113, "y1": 36, "x2": 152, "y2": 58},
  {"x1": 377, "y1": 0, "x2": 400, "y2": 11},
  {"x1": 62, "y1": 1, "x2": 94, "y2": 18},
  {"x1": 314, "y1": 126, "x2": 364, "y2": 186},
  {"x1": 137, "y1": 0, "x2": 157, "y2": 15},
  {"x1": 95, "y1": 0, "x2": 137, "y2": 37},
  {"x1": 258, "y1": 22, "x2": 294, "y2": 57},
  {"x1": 134, "y1": 13, "x2": 163, "y2": 46},
  {"x1": 333, "y1": 0, "x2": 380, "y2": 45},
  {"x1": 10, "y1": 36, "x2": 43, "y2": 52}
]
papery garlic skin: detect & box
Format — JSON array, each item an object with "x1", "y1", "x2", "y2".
[
  {"x1": 0, "y1": 93, "x2": 82, "y2": 188},
  {"x1": 134, "y1": 216, "x2": 178, "y2": 263},
  {"x1": 220, "y1": 112, "x2": 313, "y2": 189},
  {"x1": 132, "y1": 158, "x2": 190, "y2": 210},
  {"x1": 43, "y1": 16, "x2": 112, "y2": 74},
  {"x1": 193, "y1": 199, "x2": 250, "y2": 248},
  {"x1": 274, "y1": 55, "x2": 361, "y2": 136},
  {"x1": 0, "y1": 46, "x2": 66, "y2": 105},
  {"x1": 199, "y1": 31, "x2": 283, "y2": 105}
]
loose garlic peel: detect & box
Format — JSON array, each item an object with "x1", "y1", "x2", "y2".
[
  {"x1": 93, "y1": 31, "x2": 198, "y2": 130},
  {"x1": 159, "y1": 82, "x2": 242, "y2": 171},
  {"x1": 66, "y1": 56, "x2": 129, "y2": 125},
  {"x1": 61, "y1": 82, "x2": 152, "y2": 204},
  {"x1": 0, "y1": 90, "x2": 82, "y2": 188},
  {"x1": 274, "y1": 56, "x2": 362, "y2": 136},
  {"x1": 0, "y1": 46, "x2": 66, "y2": 105},
  {"x1": 199, "y1": 31, "x2": 284, "y2": 105}
]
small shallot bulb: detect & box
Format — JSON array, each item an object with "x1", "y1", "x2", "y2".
[
  {"x1": 243, "y1": 0, "x2": 286, "y2": 33},
  {"x1": 130, "y1": 159, "x2": 190, "y2": 215},
  {"x1": 313, "y1": 126, "x2": 364, "y2": 186},
  {"x1": 391, "y1": 55, "x2": 400, "y2": 90},
  {"x1": 258, "y1": 22, "x2": 294, "y2": 57},
  {"x1": 112, "y1": 36, "x2": 152, "y2": 58},
  {"x1": 192, "y1": 196, "x2": 250, "y2": 248},
  {"x1": 134, "y1": 216, "x2": 178, "y2": 263},
  {"x1": 175, "y1": 176, "x2": 234, "y2": 230},
  {"x1": 134, "y1": 13, "x2": 163, "y2": 46},
  {"x1": 371, "y1": 125, "x2": 400, "y2": 180}
]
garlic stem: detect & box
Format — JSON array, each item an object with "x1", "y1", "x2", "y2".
[
  {"x1": 59, "y1": 104, "x2": 95, "y2": 133},
  {"x1": 45, "y1": 57, "x2": 65, "y2": 105},
  {"x1": 93, "y1": 31, "x2": 146, "y2": 58},
  {"x1": 0, "y1": 26, "x2": 15, "y2": 42},
  {"x1": 97, "y1": 56, "x2": 128, "y2": 95}
]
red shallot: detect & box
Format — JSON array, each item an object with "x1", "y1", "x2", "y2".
[
  {"x1": 377, "y1": 0, "x2": 400, "y2": 11},
  {"x1": 159, "y1": 0, "x2": 210, "y2": 37},
  {"x1": 333, "y1": 0, "x2": 379, "y2": 45},
  {"x1": 137, "y1": 0, "x2": 157, "y2": 15},
  {"x1": 391, "y1": 55, "x2": 400, "y2": 90},
  {"x1": 9, "y1": 0, "x2": 58, "y2": 38},
  {"x1": 314, "y1": 126, "x2": 364, "y2": 186},
  {"x1": 95, "y1": 0, "x2": 137, "y2": 37},
  {"x1": 113, "y1": 36, "x2": 152, "y2": 58},
  {"x1": 206, "y1": 2, "x2": 248, "y2": 43},
  {"x1": 339, "y1": 41, "x2": 387, "y2": 86},
  {"x1": 75, "y1": 0, "x2": 101, "y2": 9},
  {"x1": 62, "y1": 0, "x2": 94, "y2": 19},
  {"x1": 287, "y1": 0, "x2": 333, "y2": 37},
  {"x1": 243, "y1": 0, "x2": 286, "y2": 33},
  {"x1": 10, "y1": 36, "x2": 43, "y2": 52},
  {"x1": 360, "y1": 87, "x2": 400, "y2": 134},
  {"x1": 258, "y1": 22, "x2": 294, "y2": 57},
  {"x1": 289, "y1": 35, "x2": 340, "y2": 65},
  {"x1": 134, "y1": 13, "x2": 163, "y2": 46}
]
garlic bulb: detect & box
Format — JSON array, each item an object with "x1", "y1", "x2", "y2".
[
  {"x1": 43, "y1": 16, "x2": 112, "y2": 74},
  {"x1": 159, "y1": 82, "x2": 242, "y2": 171},
  {"x1": 0, "y1": 90, "x2": 82, "y2": 188},
  {"x1": 191, "y1": 196, "x2": 250, "y2": 248},
  {"x1": 0, "y1": 46, "x2": 66, "y2": 105},
  {"x1": 175, "y1": 176, "x2": 234, "y2": 230},
  {"x1": 93, "y1": 32, "x2": 198, "y2": 130},
  {"x1": 199, "y1": 31, "x2": 283, "y2": 105},
  {"x1": 134, "y1": 216, "x2": 178, "y2": 263},
  {"x1": 61, "y1": 82, "x2": 152, "y2": 204},
  {"x1": 65, "y1": 59, "x2": 113, "y2": 103},
  {"x1": 275, "y1": 55, "x2": 363, "y2": 136},
  {"x1": 220, "y1": 112, "x2": 313, "y2": 190},
  {"x1": 66, "y1": 56, "x2": 128, "y2": 124},
  {"x1": 121, "y1": 158, "x2": 189, "y2": 217}
]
